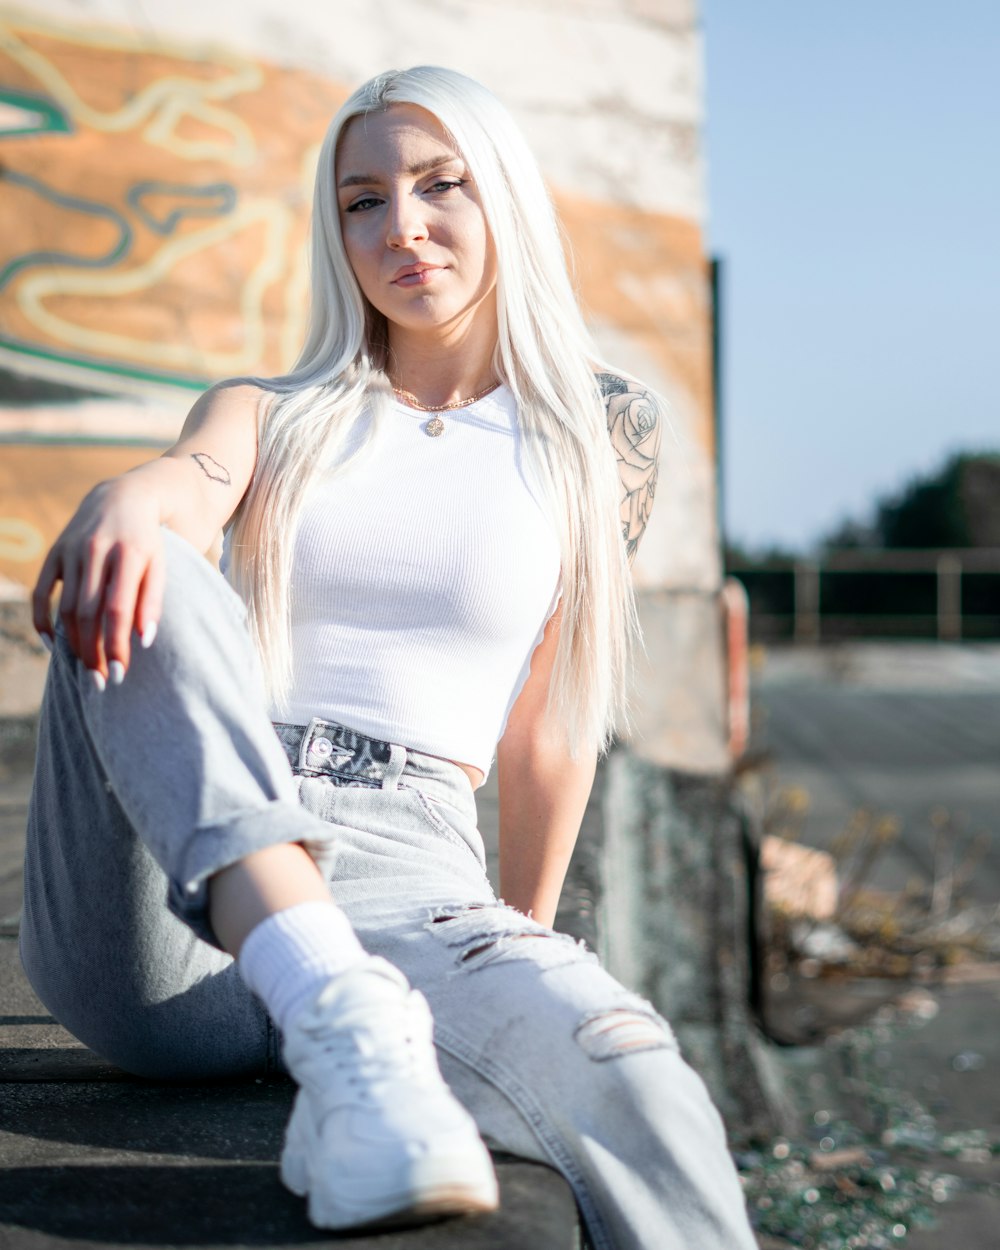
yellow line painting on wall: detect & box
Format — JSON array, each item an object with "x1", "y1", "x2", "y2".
[
  {"x1": 0, "y1": 8, "x2": 711, "y2": 419},
  {"x1": 1, "y1": 16, "x2": 262, "y2": 163},
  {"x1": 0, "y1": 8, "x2": 711, "y2": 410},
  {"x1": 0, "y1": 6, "x2": 715, "y2": 596},
  {"x1": 17, "y1": 198, "x2": 291, "y2": 375},
  {"x1": 0, "y1": 8, "x2": 347, "y2": 390},
  {"x1": 0, "y1": 516, "x2": 44, "y2": 564}
]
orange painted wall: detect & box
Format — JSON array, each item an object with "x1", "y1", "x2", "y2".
[
  {"x1": 557, "y1": 192, "x2": 714, "y2": 458},
  {"x1": 1, "y1": 11, "x2": 713, "y2": 594},
  {"x1": 0, "y1": 14, "x2": 348, "y2": 384},
  {"x1": 0, "y1": 444, "x2": 159, "y2": 589}
]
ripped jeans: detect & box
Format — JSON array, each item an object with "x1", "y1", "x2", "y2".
[{"x1": 20, "y1": 529, "x2": 757, "y2": 1250}]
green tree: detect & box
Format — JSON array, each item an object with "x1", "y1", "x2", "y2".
[{"x1": 824, "y1": 452, "x2": 1000, "y2": 550}]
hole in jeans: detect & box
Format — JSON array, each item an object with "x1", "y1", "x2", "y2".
[
  {"x1": 431, "y1": 903, "x2": 487, "y2": 925},
  {"x1": 574, "y1": 1008, "x2": 676, "y2": 1061},
  {"x1": 426, "y1": 903, "x2": 596, "y2": 972},
  {"x1": 458, "y1": 933, "x2": 545, "y2": 963}
]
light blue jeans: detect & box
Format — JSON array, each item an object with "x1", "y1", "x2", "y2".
[{"x1": 20, "y1": 528, "x2": 757, "y2": 1250}]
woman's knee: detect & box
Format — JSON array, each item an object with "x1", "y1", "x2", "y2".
[
  {"x1": 21, "y1": 941, "x2": 270, "y2": 1082},
  {"x1": 93, "y1": 1004, "x2": 270, "y2": 1081}
]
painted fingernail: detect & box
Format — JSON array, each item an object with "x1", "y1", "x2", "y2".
[
  {"x1": 90, "y1": 669, "x2": 107, "y2": 693},
  {"x1": 141, "y1": 622, "x2": 158, "y2": 649},
  {"x1": 109, "y1": 660, "x2": 126, "y2": 686},
  {"x1": 39, "y1": 634, "x2": 54, "y2": 654}
]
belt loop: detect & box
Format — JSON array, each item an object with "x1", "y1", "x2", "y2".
[{"x1": 381, "y1": 743, "x2": 407, "y2": 790}]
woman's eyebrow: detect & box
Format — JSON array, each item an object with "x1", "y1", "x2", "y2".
[{"x1": 337, "y1": 155, "x2": 463, "y2": 189}]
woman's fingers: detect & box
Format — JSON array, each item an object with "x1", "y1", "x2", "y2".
[
  {"x1": 75, "y1": 540, "x2": 111, "y2": 677},
  {"x1": 57, "y1": 550, "x2": 84, "y2": 662},
  {"x1": 31, "y1": 480, "x2": 166, "y2": 685},
  {"x1": 135, "y1": 542, "x2": 165, "y2": 653},
  {"x1": 32, "y1": 545, "x2": 63, "y2": 641},
  {"x1": 103, "y1": 543, "x2": 147, "y2": 682}
]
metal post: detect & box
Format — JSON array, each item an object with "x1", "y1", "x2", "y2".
[
  {"x1": 722, "y1": 577, "x2": 749, "y2": 759},
  {"x1": 794, "y1": 561, "x2": 820, "y2": 643},
  {"x1": 937, "y1": 554, "x2": 962, "y2": 641},
  {"x1": 710, "y1": 257, "x2": 725, "y2": 555}
]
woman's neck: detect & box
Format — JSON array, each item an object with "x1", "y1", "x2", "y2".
[{"x1": 385, "y1": 315, "x2": 499, "y2": 409}]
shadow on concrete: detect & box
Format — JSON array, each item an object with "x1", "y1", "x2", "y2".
[
  {"x1": 0, "y1": 1157, "x2": 575, "y2": 1248},
  {"x1": 1, "y1": 1077, "x2": 290, "y2": 1160}
]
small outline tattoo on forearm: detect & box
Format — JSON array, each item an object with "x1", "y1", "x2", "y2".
[{"x1": 190, "y1": 452, "x2": 232, "y2": 486}]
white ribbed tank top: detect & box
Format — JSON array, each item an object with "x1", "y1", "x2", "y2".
[{"x1": 263, "y1": 384, "x2": 561, "y2": 776}]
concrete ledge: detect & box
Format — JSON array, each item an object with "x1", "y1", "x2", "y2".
[
  {"x1": 0, "y1": 940, "x2": 581, "y2": 1249},
  {"x1": 0, "y1": 711, "x2": 584, "y2": 1248}
]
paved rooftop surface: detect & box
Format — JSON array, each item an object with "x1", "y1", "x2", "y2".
[
  {"x1": 749, "y1": 643, "x2": 1000, "y2": 1247},
  {"x1": 3, "y1": 640, "x2": 1000, "y2": 1246},
  {"x1": 1, "y1": 1003, "x2": 577, "y2": 1250},
  {"x1": 752, "y1": 643, "x2": 1000, "y2": 903},
  {"x1": 0, "y1": 672, "x2": 583, "y2": 1249},
  {"x1": 0, "y1": 791, "x2": 580, "y2": 1250}
]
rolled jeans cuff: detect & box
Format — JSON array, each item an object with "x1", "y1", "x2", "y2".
[{"x1": 170, "y1": 801, "x2": 338, "y2": 948}]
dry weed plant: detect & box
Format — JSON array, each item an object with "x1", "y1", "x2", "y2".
[
  {"x1": 735, "y1": 762, "x2": 1000, "y2": 1248},
  {"x1": 739, "y1": 761, "x2": 1000, "y2": 982}
]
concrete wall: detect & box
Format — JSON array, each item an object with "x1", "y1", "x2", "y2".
[{"x1": 0, "y1": 0, "x2": 726, "y2": 769}]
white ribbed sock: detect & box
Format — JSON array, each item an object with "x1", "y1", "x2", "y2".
[{"x1": 237, "y1": 901, "x2": 367, "y2": 1034}]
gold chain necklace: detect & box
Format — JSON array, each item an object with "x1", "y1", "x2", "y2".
[{"x1": 391, "y1": 380, "x2": 501, "y2": 438}]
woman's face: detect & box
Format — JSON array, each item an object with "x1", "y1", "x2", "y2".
[{"x1": 335, "y1": 103, "x2": 497, "y2": 344}]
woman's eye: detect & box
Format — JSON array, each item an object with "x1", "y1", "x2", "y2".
[
  {"x1": 428, "y1": 179, "x2": 465, "y2": 194},
  {"x1": 345, "y1": 196, "x2": 381, "y2": 213}
]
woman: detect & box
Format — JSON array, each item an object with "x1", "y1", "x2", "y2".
[{"x1": 24, "y1": 66, "x2": 757, "y2": 1249}]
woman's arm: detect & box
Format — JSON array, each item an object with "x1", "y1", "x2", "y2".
[
  {"x1": 32, "y1": 380, "x2": 262, "y2": 683},
  {"x1": 496, "y1": 371, "x2": 662, "y2": 924},
  {"x1": 597, "y1": 371, "x2": 662, "y2": 564},
  {"x1": 496, "y1": 603, "x2": 597, "y2": 928}
]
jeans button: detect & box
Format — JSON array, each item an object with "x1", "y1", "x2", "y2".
[{"x1": 311, "y1": 736, "x2": 333, "y2": 758}]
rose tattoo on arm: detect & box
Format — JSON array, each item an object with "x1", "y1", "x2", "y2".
[{"x1": 597, "y1": 372, "x2": 662, "y2": 561}]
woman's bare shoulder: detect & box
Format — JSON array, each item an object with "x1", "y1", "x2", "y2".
[
  {"x1": 176, "y1": 379, "x2": 272, "y2": 441},
  {"x1": 593, "y1": 370, "x2": 663, "y2": 560},
  {"x1": 194, "y1": 377, "x2": 272, "y2": 415},
  {"x1": 594, "y1": 369, "x2": 659, "y2": 410}
]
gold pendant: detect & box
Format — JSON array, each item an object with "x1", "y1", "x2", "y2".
[{"x1": 425, "y1": 416, "x2": 445, "y2": 437}]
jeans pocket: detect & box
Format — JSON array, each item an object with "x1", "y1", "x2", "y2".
[{"x1": 401, "y1": 786, "x2": 486, "y2": 865}]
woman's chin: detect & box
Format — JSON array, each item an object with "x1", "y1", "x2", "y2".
[{"x1": 383, "y1": 303, "x2": 467, "y2": 337}]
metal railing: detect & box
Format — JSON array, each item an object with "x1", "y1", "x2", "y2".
[{"x1": 726, "y1": 548, "x2": 1000, "y2": 643}]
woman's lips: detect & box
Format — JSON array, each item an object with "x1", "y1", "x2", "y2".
[{"x1": 392, "y1": 265, "x2": 442, "y2": 286}]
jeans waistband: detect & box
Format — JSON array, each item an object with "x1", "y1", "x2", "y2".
[{"x1": 272, "y1": 718, "x2": 477, "y2": 823}]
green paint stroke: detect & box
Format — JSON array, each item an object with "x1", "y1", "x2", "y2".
[
  {"x1": 0, "y1": 88, "x2": 71, "y2": 138},
  {"x1": 0, "y1": 337, "x2": 209, "y2": 393}
]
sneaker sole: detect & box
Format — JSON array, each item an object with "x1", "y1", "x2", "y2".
[{"x1": 282, "y1": 1151, "x2": 499, "y2": 1231}]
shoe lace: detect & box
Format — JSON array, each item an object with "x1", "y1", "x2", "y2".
[{"x1": 302, "y1": 998, "x2": 434, "y2": 1096}]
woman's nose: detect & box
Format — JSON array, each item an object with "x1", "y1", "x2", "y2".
[{"x1": 386, "y1": 196, "x2": 428, "y2": 249}]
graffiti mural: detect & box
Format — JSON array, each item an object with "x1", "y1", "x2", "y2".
[
  {"x1": 0, "y1": 10, "x2": 351, "y2": 589},
  {"x1": 0, "y1": 11, "x2": 348, "y2": 392},
  {"x1": 1, "y1": 2, "x2": 716, "y2": 615}
]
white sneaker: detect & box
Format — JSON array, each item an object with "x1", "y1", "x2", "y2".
[{"x1": 279, "y1": 956, "x2": 499, "y2": 1230}]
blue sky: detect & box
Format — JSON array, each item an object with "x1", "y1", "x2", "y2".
[{"x1": 702, "y1": 1, "x2": 1000, "y2": 552}]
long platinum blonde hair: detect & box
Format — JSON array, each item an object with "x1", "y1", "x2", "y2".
[{"x1": 228, "y1": 65, "x2": 639, "y2": 755}]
